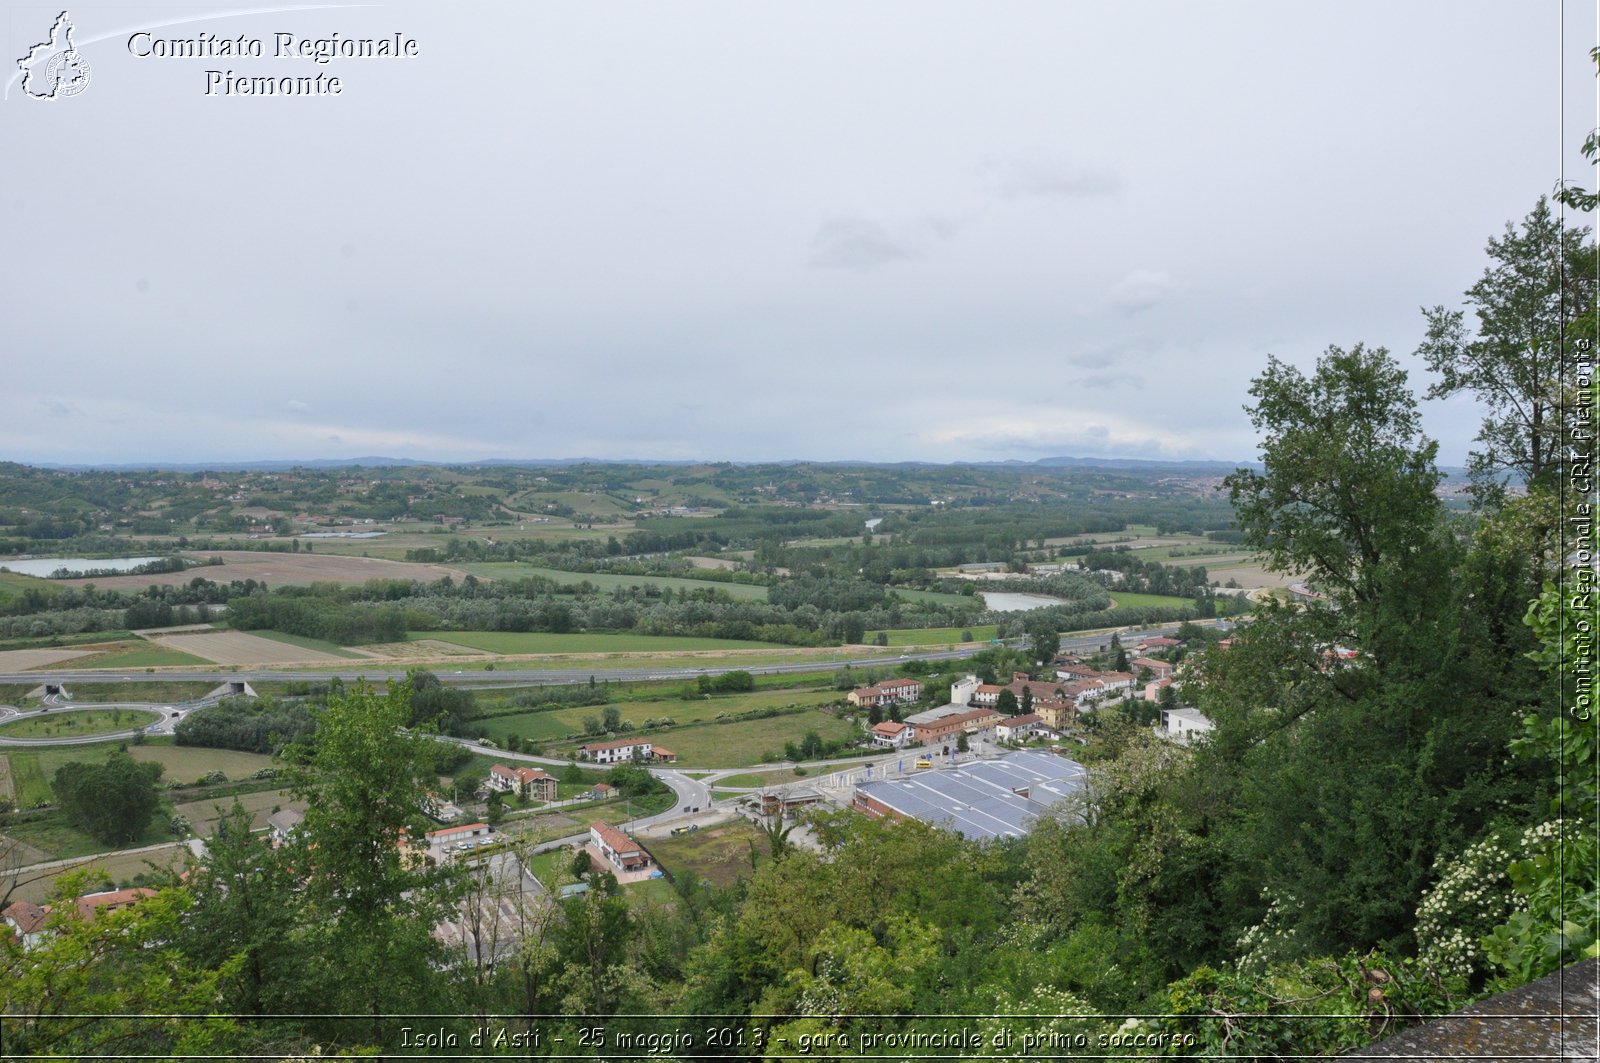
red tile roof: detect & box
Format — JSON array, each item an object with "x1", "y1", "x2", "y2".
[{"x1": 3, "y1": 900, "x2": 49, "y2": 936}]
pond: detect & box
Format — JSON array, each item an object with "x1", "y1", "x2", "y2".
[
  {"x1": 980, "y1": 591, "x2": 1068, "y2": 612},
  {"x1": 0, "y1": 556, "x2": 166, "y2": 577}
]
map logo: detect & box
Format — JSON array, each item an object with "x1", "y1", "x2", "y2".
[{"x1": 17, "y1": 11, "x2": 91, "y2": 100}]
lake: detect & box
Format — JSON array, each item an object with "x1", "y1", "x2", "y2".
[
  {"x1": 980, "y1": 591, "x2": 1068, "y2": 612},
  {"x1": 0, "y1": 556, "x2": 166, "y2": 577}
]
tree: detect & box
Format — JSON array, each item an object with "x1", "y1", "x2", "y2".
[
  {"x1": 1225, "y1": 345, "x2": 1447, "y2": 645},
  {"x1": 601, "y1": 704, "x2": 622, "y2": 731},
  {"x1": 181, "y1": 803, "x2": 301, "y2": 1014},
  {"x1": 1028, "y1": 620, "x2": 1059, "y2": 665},
  {"x1": 52, "y1": 751, "x2": 163, "y2": 845},
  {"x1": 996, "y1": 689, "x2": 1018, "y2": 715},
  {"x1": 1416, "y1": 198, "x2": 1595, "y2": 518},
  {"x1": 282, "y1": 681, "x2": 460, "y2": 1041}
]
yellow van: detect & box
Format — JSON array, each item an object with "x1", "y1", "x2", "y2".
[{"x1": 914, "y1": 758, "x2": 934, "y2": 770}]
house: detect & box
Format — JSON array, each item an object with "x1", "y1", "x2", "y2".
[
  {"x1": 421, "y1": 792, "x2": 463, "y2": 822},
  {"x1": 905, "y1": 705, "x2": 1001, "y2": 747},
  {"x1": 1032, "y1": 696, "x2": 1077, "y2": 730},
  {"x1": 268, "y1": 807, "x2": 305, "y2": 847},
  {"x1": 589, "y1": 822, "x2": 652, "y2": 873},
  {"x1": 1160, "y1": 708, "x2": 1216, "y2": 743},
  {"x1": 486, "y1": 764, "x2": 523, "y2": 794},
  {"x1": 3, "y1": 900, "x2": 52, "y2": 949},
  {"x1": 847, "y1": 686, "x2": 889, "y2": 709},
  {"x1": 592, "y1": 782, "x2": 616, "y2": 800},
  {"x1": 1056, "y1": 661, "x2": 1100, "y2": 683},
  {"x1": 1144, "y1": 677, "x2": 1174, "y2": 702},
  {"x1": 996, "y1": 714, "x2": 1043, "y2": 742},
  {"x1": 651, "y1": 747, "x2": 678, "y2": 764},
  {"x1": 1137, "y1": 636, "x2": 1182, "y2": 652},
  {"x1": 577, "y1": 738, "x2": 652, "y2": 764},
  {"x1": 876, "y1": 678, "x2": 922, "y2": 703},
  {"x1": 75, "y1": 887, "x2": 157, "y2": 922},
  {"x1": 1131, "y1": 656, "x2": 1174, "y2": 680},
  {"x1": 870, "y1": 720, "x2": 910, "y2": 748},
  {"x1": 971, "y1": 683, "x2": 1005, "y2": 707},
  {"x1": 487, "y1": 764, "x2": 557, "y2": 801},
  {"x1": 1091, "y1": 671, "x2": 1136, "y2": 698}
]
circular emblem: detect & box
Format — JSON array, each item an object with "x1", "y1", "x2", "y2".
[{"x1": 44, "y1": 49, "x2": 91, "y2": 97}]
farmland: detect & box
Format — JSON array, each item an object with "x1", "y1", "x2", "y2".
[{"x1": 477, "y1": 687, "x2": 843, "y2": 746}]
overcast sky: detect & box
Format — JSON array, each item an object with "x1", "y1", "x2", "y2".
[{"x1": 3, "y1": 1, "x2": 1595, "y2": 466}]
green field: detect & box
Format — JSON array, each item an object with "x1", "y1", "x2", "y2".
[
  {"x1": 626, "y1": 710, "x2": 861, "y2": 768},
  {"x1": 456, "y1": 564, "x2": 770, "y2": 602},
  {"x1": 9, "y1": 843, "x2": 193, "y2": 905},
  {"x1": 128, "y1": 744, "x2": 277, "y2": 783},
  {"x1": 874, "y1": 625, "x2": 998, "y2": 646},
  {"x1": 76, "y1": 645, "x2": 214, "y2": 669},
  {"x1": 0, "y1": 708, "x2": 161, "y2": 740},
  {"x1": 5, "y1": 804, "x2": 179, "y2": 865},
  {"x1": 480, "y1": 688, "x2": 842, "y2": 746},
  {"x1": 412, "y1": 631, "x2": 785, "y2": 654},
  {"x1": 1, "y1": 739, "x2": 274, "y2": 808},
  {"x1": 173, "y1": 788, "x2": 294, "y2": 837},
  {"x1": 648, "y1": 818, "x2": 770, "y2": 887},
  {"x1": 248, "y1": 630, "x2": 366, "y2": 659},
  {"x1": 0, "y1": 570, "x2": 59, "y2": 604}
]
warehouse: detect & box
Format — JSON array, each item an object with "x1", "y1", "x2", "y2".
[{"x1": 851, "y1": 749, "x2": 1087, "y2": 841}]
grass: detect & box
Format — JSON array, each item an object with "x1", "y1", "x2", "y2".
[
  {"x1": 480, "y1": 688, "x2": 842, "y2": 746},
  {"x1": 409, "y1": 631, "x2": 785, "y2": 654},
  {"x1": 0, "y1": 708, "x2": 161, "y2": 740},
  {"x1": 0, "y1": 569, "x2": 60, "y2": 604},
  {"x1": 173, "y1": 788, "x2": 294, "y2": 836},
  {"x1": 246, "y1": 630, "x2": 366, "y2": 659},
  {"x1": 873, "y1": 625, "x2": 998, "y2": 646},
  {"x1": 2, "y1": 739, "x2": 274, "y2": 807},
  {"x1": 75, "y1": 645, "x2": 213, "y2": 669},
  {"x1": 648, "y1": 818, "x2": 769, "y2": 887},
  {"x1": 6, "y1": 805, "x2": 179, "y2": 863},
  {"x1": 38, "y1": 682, "x2": 216, "y2": 705},
  {"x1": 625, "y1": 710, "x2": 861, "y2": 768},
  {"x1": 127, "y1": 744, "x2": 277, "y2": 784},
  {"x1": 456, "y1": 563, "x2": 770, "y2": 602},
  {"x1": 624, "y1": 876, "x2": 678, "y2": 908},
  {"x1": 9, "y1": 844, "x2": 194, "y2": 904}
]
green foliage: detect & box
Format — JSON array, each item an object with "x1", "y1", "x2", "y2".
[
  {"x1": 51, "y1": 751, "x2": 164, "y2": 844},
  {"x1": 1156, "y1": 951, "x2": 1465, "y2": 1058},
  {"x1": 0, "y1": 871, "x2": 243, "y2": 1059},
  {"x1": 175, "y1": 694, "x2": 316, "y2": 755}
]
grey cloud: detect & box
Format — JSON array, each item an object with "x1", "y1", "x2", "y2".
[
  {"x1": 1107, "y1": 270, "x2": 1176, "y2": 314},
  {"x1": 808, "y1": 216, "x2": 921, "y2": 272},
  {"x1": 1078, "y1": 371, "x2": 1143, "y2": 391},
  {"x1": 985, "y1": 154, "x2": 1121, "y2": 200}
]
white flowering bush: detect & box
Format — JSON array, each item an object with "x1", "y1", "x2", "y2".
[
  {"x1": 1416, "y1": 819, "x2": 1586, "y2": 984},
  {"x1": 1234, "y1": 887, "x2": 1301, "y2": 975}
]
